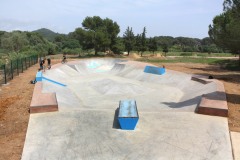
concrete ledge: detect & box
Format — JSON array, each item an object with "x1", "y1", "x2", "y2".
[
  {"x1": 197, "y1": 96, "x2": 228, "y2": 117},
  {"x1": 30, "y1": 82, "x2": 58, "y2": 114},
  {"x1": 191, "y1": 75, "x2": 212, "y2": 84},
  {"x1": 197, "y1": 80, "x2": 228, "y2": 117}
]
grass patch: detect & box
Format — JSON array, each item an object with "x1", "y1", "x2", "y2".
[
  {"x1": 137, "y1": 57, "x2": 240, "y2": 71},
  {"x1": 218, "y1": 59, "x2": 240, "y2": 71},
  {"x1": 138, "y1": 51, "x2": 234, "y2": 57},
  {"x1": 138, "y1": 57, "x2": 220, "y2": 64},
  {"x1": 166, "y1": 52, "x2": 234, "y2": 57}
]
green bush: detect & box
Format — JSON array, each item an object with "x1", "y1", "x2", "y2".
[{"x1": 180, "y1": 52, "x2": 193, "y2": 56}]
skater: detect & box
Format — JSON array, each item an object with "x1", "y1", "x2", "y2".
[{"x1": 62, "y1": 54, "x2": 67, "y2": 63}]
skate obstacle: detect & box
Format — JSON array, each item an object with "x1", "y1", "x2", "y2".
[
  {"x1": 192, "y1": 75, "x2": 228, "y2": 117},
  {"x1": 29, "y1": 71, "x2": 63, "y2": 113},
  {"x1": 144, "y1": 66, "x2": 165, "y2": 75},
  {"x1": 118, "y1": 100, "x2": 139, "y2": 130}
]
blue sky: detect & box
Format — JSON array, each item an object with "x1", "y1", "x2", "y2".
[{"x1": 0, "y1": 0, "x2": 223, "y2": 38}]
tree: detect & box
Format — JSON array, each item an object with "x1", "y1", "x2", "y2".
[
  {"x1": 209, "y1": 0, "x2": 240, "y2": 64},
  {"x1": 0, "y1": 31, "x2": 6, "y2": 47},
  {"x1": 135, "y1": 34, "x2": 142, "y2": 54},
  {"x1": 111, "y1": 37, "x2": 124, "y2": 54},
  {"x1": 103, "y1": 18, "x2": 120, "y2": 51},
  {"x1": 48, "y1": 47, "x2": 54, "y2": 55},
  {"x1": 155, "y1": 36, "x2": 175, "y2": 48},
  {"x1": 175, "y1": 37, "x2": 200, "y2": 52},
  {"x1": 80, "y1": 16, "x2": 120, "y2": 55},
  {"x1": 162, "y1": 44, "x2": 169, "y2": 56},
  {"x1": 140, "y1": 27, "x2": 147, "y2": 57},
  {"x1": 62, "y1": 39, "x2": 80, "y2": 49},
  {"x1": 62, "y1": 48, "x2": 82, "y2": 57},
  {"x1": 123, "y1": 26, "x2": 135, "y2": 56},
  {"x1": 148, "y1": 37, "x2": 158, "y2": 55},
  {"x1": 70, "y1": 28, "x2": 94, "y2": 52},
  {"x1": 1, "y1": 31, "x2": 29, "y2": 53}
]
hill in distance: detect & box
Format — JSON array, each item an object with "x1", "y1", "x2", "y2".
[{"x1": 32, "y1": 28, "x2": 63, "y2": 41}]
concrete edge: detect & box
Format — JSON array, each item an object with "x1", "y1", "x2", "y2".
[
  {"x1": 230, "y1": 131, "x2": 240, "y2": 160},
  {"x1": 30, "y1": 82, "x2": 58, "y2": 114},
  {"x1": 191, "y1": 75, "x2": 213, "y2": 84},
  {"x1": 196, "y1": 78, "x2": 228, "y2": 117}
]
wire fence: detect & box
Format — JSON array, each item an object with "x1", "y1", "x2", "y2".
[{"x1": 0, "y1": 55, "x2": 38, "y2": 85}]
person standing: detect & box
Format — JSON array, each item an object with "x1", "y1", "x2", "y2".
[
  {"x1": 46, "y1": 55, "x2": 51, "y2": 69},
  {"x1": 40, "y1": 58, "x2": 46, "y2": 72},
  {"x1": 39, "y1": 57, "x2": 43, "y2": 70},
  {"x1": 62, "y1": 54, "x2": 67, "y2": 63}
]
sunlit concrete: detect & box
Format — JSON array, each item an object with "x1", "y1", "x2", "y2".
[
  {"x1": 231, "y1": 132, "x2": 240, "y2": 160},
  {"x1": 22, "y1": 59, "x2": 233, "y2": 160}
]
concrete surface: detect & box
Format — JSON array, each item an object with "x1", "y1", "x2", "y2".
[
  {"x1": 22, "y1": 59, "x2": 233, "y2": 160},
  {"x1": 231, "y1": 132, "x2": 240, "y2": 160}
]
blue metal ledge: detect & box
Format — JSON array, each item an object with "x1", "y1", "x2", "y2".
[
  {"x1": 144, "y1": 66, "x2": 165, "y2": 75},
  {"x1": 118, "y1": 100, "x2": 139, "y2": 130}
]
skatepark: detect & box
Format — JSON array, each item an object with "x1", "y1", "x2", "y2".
[{"x1": 21, "y1": 58, "x2": 233, "y2": 160}]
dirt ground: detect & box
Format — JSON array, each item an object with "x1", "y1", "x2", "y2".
[
  {"x1": 159, "y1": 63, "x2": 240, "y2": 131},
  {"x1": 0, "y1": 56, "x2": 239, "y2": 160}
]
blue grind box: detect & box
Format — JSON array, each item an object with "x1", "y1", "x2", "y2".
[
  {"x1": 118, "y1": 100, "x2": 139, "y2": 130},
  {"x1": 144, "y1": 66, "x2": 165, "y2": 75}
]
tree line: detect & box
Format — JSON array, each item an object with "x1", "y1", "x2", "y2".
[
  {"x1": 1, "y1": 5, "x2": 238, "y2": 64},
  {"x1": 209, "y1": 0, "x2": 240, "y2": 63}
]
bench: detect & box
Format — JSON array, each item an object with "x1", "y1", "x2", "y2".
[
  {"x1": 30, "y1": 82, "x2": 58, "y2": 113},
  {"x1": 118, "y1": 100, "x2": 139, "y2": 130}
]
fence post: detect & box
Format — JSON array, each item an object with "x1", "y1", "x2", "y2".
[
  {"x1": 10, "y1": 60, "x2": 13, "y2": 79},
  {"x1": 25, "y1": 57, "x2": 27, "y2": 69},
  {"x1": 29, "y1": 57, "x2": 30, "y2": 68},
  {"x1": 17, "y1": 59, "x2": 19, "y2": 75},
  {"x1": 21, "y1": 58, "x2": 24, "y2": 73},
  {"x1": 3, "y1": 64, "x2": 7, "y2": 84}
]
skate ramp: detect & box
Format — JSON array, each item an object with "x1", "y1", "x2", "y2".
[
  {"x1": 41, "y1": 59, "x2": 218, "y2": 112},
  {"x1": 22, "y1": 58, "x2": 232, "y2": 160}
]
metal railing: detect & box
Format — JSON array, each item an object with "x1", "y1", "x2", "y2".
[{"x1": 0, "y1": 55, "x2": 38, "y2": 85}]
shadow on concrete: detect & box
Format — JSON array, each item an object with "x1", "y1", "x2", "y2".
[
  {"x1": 112, "y1": 108, "x2": 120, "y2": 129},
  {"x1": 163, "y1": 96, "x2": 201, "y2": 109},
  {"x1": 163, "y1": 91, "x2": 230, "y2": 109}
]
